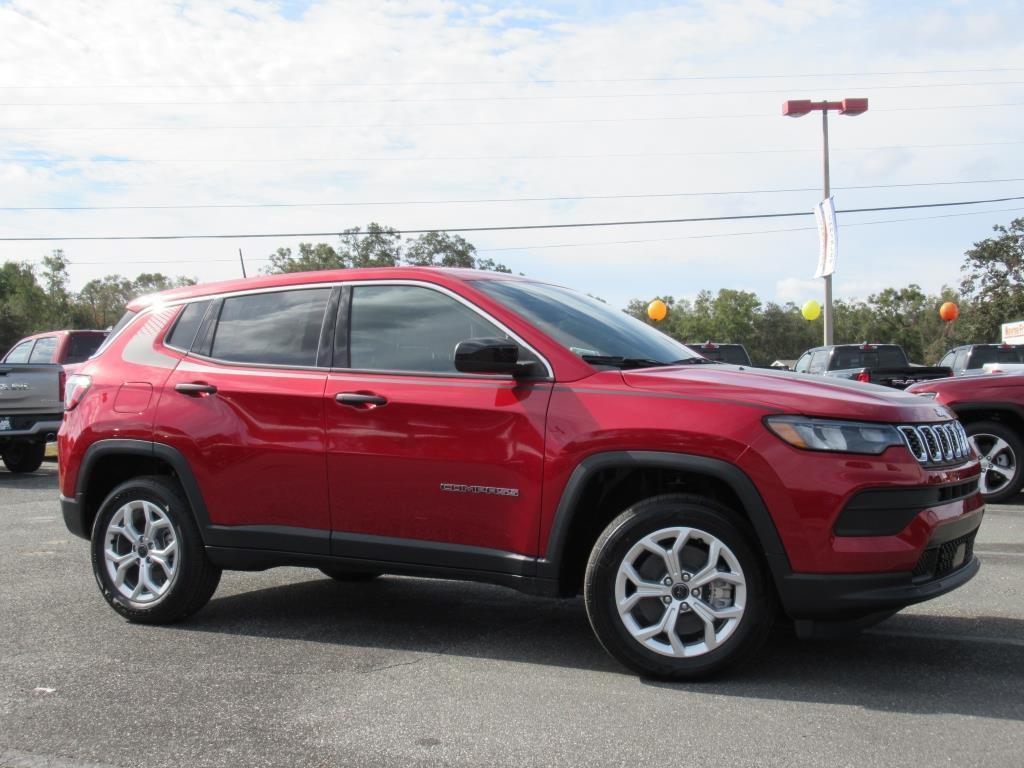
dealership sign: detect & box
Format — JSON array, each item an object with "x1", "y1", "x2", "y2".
[{"x1": 1002, "y1": 320, "x2": 1024, "y2": 344}]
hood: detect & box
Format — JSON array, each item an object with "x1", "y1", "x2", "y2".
[{"x1": 622, "y1": 365, "x2": 955, "y2": 423}]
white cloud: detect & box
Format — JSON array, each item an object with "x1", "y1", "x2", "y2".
[{"x1": 0, "y1": 0, "x2": 1021, "y2": 311}]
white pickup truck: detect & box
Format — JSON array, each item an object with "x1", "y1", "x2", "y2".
[{"x1": 0, "y1": 363, "x2": 64, "y2": 473}]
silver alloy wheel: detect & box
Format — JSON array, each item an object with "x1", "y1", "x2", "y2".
[
  {"x1": 969, "y1": 432, "x2": 1018, "y2": 495},
  {"x1": 614, "y1": 526, "x2": 746, "y2": 658},
  {"x1": 104, "y1": 499, "x2": 179, "y2": 607}
]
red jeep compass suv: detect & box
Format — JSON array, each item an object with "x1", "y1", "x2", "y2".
[{"x1": 58, "y1": 268, "x2": 984, "y2": 679}]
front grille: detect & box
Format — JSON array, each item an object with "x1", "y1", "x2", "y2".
[
  {"x1": 898, "y1": 422, "x2": 971, "y2": 466},
  {"x1": 913, "y1": 530, "x2": 977, "y2": 581}
]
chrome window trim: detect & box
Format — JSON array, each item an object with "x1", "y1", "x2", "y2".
[{"x1": 139, "y1": 278, "x2": 554, "y2": 380}]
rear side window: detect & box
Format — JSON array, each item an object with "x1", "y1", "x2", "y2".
[
  {"x1": 808, "y1": 350, "x2": 829, "y2": 374},
  {"x1": 831, "y1": 346, "x2": 907, "y2": 369},
  {"x1": 4, "y1": 340, "x2": 34, "y2": 363},
  {"x1": 348, "y1": 284, "x2": 534, "y2": 373},
  {"x1": 93, "y1": 310, "x2": 138, "y2": 357},
  {"x1": 65, "y1": 333, "x2": 106, "y2": 364},
  {"x1": 211, "y1": 289, "x2": 331, "y2": 366},
  {"x1": 28, "y1": 336, "x2": 58, "y2": 363},
  {"x1": 165, "y1": 301, "x2": 210, "y2": 351}
]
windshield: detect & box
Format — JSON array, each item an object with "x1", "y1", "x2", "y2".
[{"x1": 472, "y1": 280, "x2": 701, "y2": 366}]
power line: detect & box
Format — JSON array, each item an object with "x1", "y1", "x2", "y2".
[
  {"x1": 5, "y1": 102, "x2": 1023, "y2": 133},
  {"x1": 3, "y1": 177, "x2": 1023, "y2": 212},
  {"x1": 2, "y1": 195, "x2": 1021, "y2": 242},
  {"x1": 32, "y1": 205, "x2": 1024, "y2": 265},
  {"x1": 4, "y1": 140, "x2": 1021, "y2": 165},
  {"x1": 2, "y1": 67, "x2": 1022, "y2": 89}
]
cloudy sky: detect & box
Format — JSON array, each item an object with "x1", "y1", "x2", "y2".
[{"x1": 1, "y1": 0, "x2": 1022, "y2": 310}]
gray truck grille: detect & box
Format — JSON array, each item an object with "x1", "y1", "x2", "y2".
[{"x1": 897, "y1": 422, "x2": 971, "y2": 465}]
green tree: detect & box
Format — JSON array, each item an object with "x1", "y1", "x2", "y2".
[
  {"x1": 0, "y1": 261, "x2": 48, "y2": 351},
  {"x1": 959, "y1": 216, "x2": 1024, "y2": 342}
]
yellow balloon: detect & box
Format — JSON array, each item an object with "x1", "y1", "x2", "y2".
[
  {"x1": 647, "y1": 299, "x2": 668, "y2": 322},
  {"x1": 801, "y1": 300, "x2": 821, "y2": 321}
]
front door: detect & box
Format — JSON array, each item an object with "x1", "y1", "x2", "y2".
[{"x1": 324, "y1": 282, "x2": 552, "y2": 561}]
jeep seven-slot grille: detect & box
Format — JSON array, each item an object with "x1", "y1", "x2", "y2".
[
  {"x1": 912, "y1": 530, "x2": 976, "y2": 581},
  {"x1": 897, "y1": 422, "x2": 971, "y2": 466}
]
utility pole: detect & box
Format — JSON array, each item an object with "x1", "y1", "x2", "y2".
[{"x1": 782, "y1": 97, "x2": 868, "y2": 346}]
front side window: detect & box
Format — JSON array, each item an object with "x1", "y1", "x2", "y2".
[
  {"x1": 211, "y1": 289, "x2": 331, "y2": 367},
  {"x1": 794, "y1": 353, "x2": 811, "y2": 373},
  {"x1": 28, "y1": 336, "x2": 58, "y2": 363},
  {"x1": 939, "y1": 351, "x2": 955, "y2": 369},
  {"x1": 4, "y1": 340, "x2": 35, "y2": 363},
  {"x1": 348, "y1": 284, "x2": 536, "y2": 374}
]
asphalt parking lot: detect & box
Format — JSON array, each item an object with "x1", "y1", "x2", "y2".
[{"x1": 1, "y1": 465, "x2": 1022, "y2": 768}]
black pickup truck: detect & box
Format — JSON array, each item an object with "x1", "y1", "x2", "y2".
[{"x1": 793, "y1": 343, "x2": 952, "y2": 390}]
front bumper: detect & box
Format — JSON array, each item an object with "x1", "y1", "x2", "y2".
[{"x1": 772, "y1": 506, "x2": 983, "y2": 620}]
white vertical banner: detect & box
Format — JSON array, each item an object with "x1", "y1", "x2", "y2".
[{"x1": 813, "y1": 196, "x2": 838, "y2": 278}]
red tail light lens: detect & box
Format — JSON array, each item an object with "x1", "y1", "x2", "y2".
[
  {"x1": 856, "y1": 371, "x2": 871, "y2": 383},
  {"x1": 58, "y1": 369, "x2": 67, "y2": 403},
  {"x1": 64, "y1": 374, "x2": 92, "y2": 410}
]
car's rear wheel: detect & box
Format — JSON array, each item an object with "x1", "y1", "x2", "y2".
[
  {"x1": 90, "y1": 476, "x2": 221, "y2": 623},
  {"x1": 2, "y1": 440, "x2": 45, "y2": 473},
  {"x1": 319, "y1": 567, "x2": 381, "y2": 582},
  {"x1": 966, "y1": 421, "x2": 1023, "y2": 503},
  {"x1": 584, "y1": 494, "x2": 775, "y2": 679}
]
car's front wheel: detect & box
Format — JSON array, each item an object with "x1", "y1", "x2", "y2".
[
  {"x1": 584, "y1": 494, "x2": 775, "y2": 679},
  {"x1": 966, "y1": 421, "x2": 1023, "y2": 504},
  {"x1": 90, "y1": 476, "x2": 221, "y2": 623}
]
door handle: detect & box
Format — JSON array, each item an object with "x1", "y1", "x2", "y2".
[
  {"x1": 175, "y1": 382, "x2": 218, "y2": 396},
  {"x1": 335, "y1": 392, "x2": 387, "y2": 408}
]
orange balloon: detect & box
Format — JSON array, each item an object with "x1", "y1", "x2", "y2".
[
  {"x1": 647, "y1": 299, "x2": 668, "y2": 322},
  {"x1": 939, "y1": 301, "x2": 959, "y2": 322}
]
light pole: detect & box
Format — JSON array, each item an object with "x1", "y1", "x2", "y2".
[{"x1": 782, "y1": 97, "x2": 868, "y2": 346}]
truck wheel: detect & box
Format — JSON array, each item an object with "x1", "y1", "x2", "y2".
[
  {"x1": 967, "y1": 421, "x2": 1024, "y2": 503},
  {"x1": 320, "y1": 568, "x2": 381, "y2": 582},
  {"x1": 90, "y1": 476, "x2": 221, "y2": 624},
  {"x1": 584, "y1": 494, "x2": 776, "y2": 680},
  {"x1": 2, "y1": 440, "x2": 45, "y2": 473}
]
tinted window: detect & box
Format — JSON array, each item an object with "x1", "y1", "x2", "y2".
[
  {"x1": 349, "y1": 285, "x2": 535, "y2": 373},
  {"x1": 211, "y1": 289, "x2": 331, "y2": 366},
  {"x1": 93, "y1": 310, "x2": 138, "y2": 357},
  {"x1": 967, "y1": 345, "x2": 1024, "y2": 368},
  {"x1": 4, "y1": 340, "x2": 34, "y2": 363},
  {"x1": 165, "y1": 301, "x2": 210, "y2": 351},
  {"x1": 473, "y1": 279, "x2": 700, "y2": 364},
  {"x1": 831, "y1": 345, "x2": 907, "y2": 369},
  {"x1": 65, "y1": 333, "x2": 106, "y2": 364},
  {"x1": 28, "y1": 336, "x2": 58, "y2": 363}
]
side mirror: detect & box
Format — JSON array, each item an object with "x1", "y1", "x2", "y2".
[{"x1": 454, "y1": 338, "x2": 520, "y2": 376}]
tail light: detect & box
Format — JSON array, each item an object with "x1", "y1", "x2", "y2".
[
  {"x1": 856, "y1": 370, "x2": 871, "y2": 383},
  {"x1": 58, "y1": 369, "x2": 66, "y2": 403},
  {"x1": 64, "y1": 374, "x2": 92, "y2": 410}
]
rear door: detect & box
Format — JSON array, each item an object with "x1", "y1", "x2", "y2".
[
  {"x1": 324, "y1": 281, "x2": 553, "y2": 561},
  {"x1": 157, "y1": 287, "x2": 335, "y2": 553}
]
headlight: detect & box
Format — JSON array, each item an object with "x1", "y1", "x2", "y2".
[{"x1": 764, "y1": 416, "x2": 904, "y2": 454}]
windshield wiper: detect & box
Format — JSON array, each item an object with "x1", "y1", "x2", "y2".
[{"x1": 581, "y1": 355, "x2": 670, "y2": 370}]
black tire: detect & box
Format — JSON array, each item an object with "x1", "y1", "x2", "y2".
[
  {"x1": 584, "y1": 494, "x2": 776, "y2": 680},
  {"x1": 90, "y1": 475, "x2": 221, "y2": 624},
  {"x1": 966, "y1": 420, "x2": 1024, "y2": 504},
  {"x1": 2, "y1": 440, "x2": 45, "y2": 474},
  {"x1": 319, "y1": 567, "x2": 381, "y2": 583}
]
